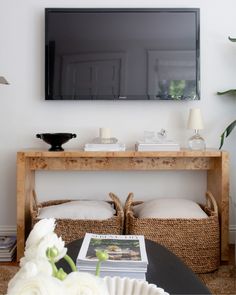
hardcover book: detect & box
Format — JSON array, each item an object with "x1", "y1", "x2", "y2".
[
  {"x1": 135, "y1": 140, "x2": 180, "y2": 151},
  {"x1": 84, "y1": 143, "x2": 126, "y2": 152}
]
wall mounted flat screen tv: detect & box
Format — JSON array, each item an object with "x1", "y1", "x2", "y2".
[{"x1": 45, "y1": 8, "x2": 200, "y2": 100}]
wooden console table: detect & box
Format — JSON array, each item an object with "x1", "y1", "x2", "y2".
[{"x1": 16, "y1": 149, "x2": 229, "y2": 261}]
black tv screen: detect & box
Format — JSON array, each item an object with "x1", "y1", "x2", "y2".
[{"x1": 45, "y1": 8, "x2": 200, "y2": 100}]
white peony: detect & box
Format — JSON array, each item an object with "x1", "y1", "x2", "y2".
[
  {"x1": 7, "y1": 273, "x2": 65, "y2": 295},
  {"x1": 19, "y1": 258, "x2": 53, "y2": 275},
  {"x1": 23, "y1": 232, "x2": 67, "y2": 263},
  {"x1": 63, "y1": 272, "x2": 109, "y2": 295},
  {"x1": 25, "y1": 218, "x2": 56, "y2": 249},
  {"x1": 8, "y1": 219, "x2": 110, "y2": 294}
]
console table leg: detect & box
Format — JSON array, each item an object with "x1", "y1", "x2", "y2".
[
  {"x1": 17, "y1": 153, "x2": 35, "y2": 261},
  {"x1": 207, "y1": 151, "x2": 229, "y2": 261}
]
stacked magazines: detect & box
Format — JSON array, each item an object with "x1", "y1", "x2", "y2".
[
  {"x1": 0, "y1": 236, "x2": 16, "y2": 262},
  {"x1": 76, "y1": 233, "x2": 148, "y2": 280}
]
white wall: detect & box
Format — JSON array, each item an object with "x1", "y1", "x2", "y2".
[{"x1": 0, "y1": 0, "x2": 236, "y2": 239}]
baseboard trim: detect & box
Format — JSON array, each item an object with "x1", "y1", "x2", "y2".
[{"x1": 0, "y1": 225, "x2": 16, "y2": 236}]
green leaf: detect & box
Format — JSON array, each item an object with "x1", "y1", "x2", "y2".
[
  {"x1": 228, "y1": 36, "x2": 236, "y2": 42},
  {"x1": 217, "y1": 89, "x2": 236, "y2": 95},
  {"x1": 219, "y1": 131, "x2": 226, "y2": 149},
  {"x1": 219, "y1": 120, "x2": 236, "y2": 149},
  {"x1": 225, "y1": 120, "x2": 236, "y2": 137},
  {"x1": 218, "y1": 36, "x2": 236, "y2": 149}
]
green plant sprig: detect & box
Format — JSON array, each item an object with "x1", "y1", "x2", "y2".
[
  {"x1": 46, "y1": 247, "x2": 109, "y2": 280},
  {"x1": 95, "y1": 250, "x2": 109, "y2": 276},
  {"x1": 217, "y1": 36, "x2": 236, "y2": 148},
  {"x1": 219, "y1": 120, "x2": 236, "y2": 149}
]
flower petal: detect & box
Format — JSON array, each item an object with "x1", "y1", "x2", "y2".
[{"x1": 26, "y1": 218, "x2": 56, "y2": 249}]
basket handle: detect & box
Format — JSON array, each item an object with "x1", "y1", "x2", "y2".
[
  {"x1": 30, "y1": 190, "x2": 37, "y2": 214},
  {"x1": 109, "y1": 192, "x2": 124, "y2": 232},
  {"x1": 205, "y1": 191, "x2": 218, "y2": 215},
  {"x1": 124, "y1": 193, "x2": 134, "y2": 234},
  {"x1": 30, "y1": 190, "x2": 39, "y2": 216},
  {"x1": 124, "y1": 192, "x2": 134, "y2": 214},
  {"x1": 109, "y1": 192, "x2": 124, "y2": 216}
]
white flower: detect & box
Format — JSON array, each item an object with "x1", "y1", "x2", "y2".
[
  {"x1": 19, "y1": 258, "x2": 53, "y2": 275},
  {"x1": 26, "y1": 218, "x2": 56, "y2": 249},
  {"x1": 7, "y1": 258, "x2": 62, "y2": 295},
  {"x1": 63, "y1": 272, "x2": 109, "y2": 295},
  {"x1": 8, "y1": 219, "x2": 109, "y2": 294},
  {"x1": 23, "y1": 232, "x2": 67, "y2": 263},
  {"x1": 7, "y1": 273, "x2": 65, "y2": 295}
]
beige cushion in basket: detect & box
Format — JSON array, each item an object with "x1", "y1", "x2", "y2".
[
  {"x1": 37, "y1": 200, "x2": 116, "y2": 220},
  {"x1": 133, "y1": 198, "x2": 208, "y2": 219}
]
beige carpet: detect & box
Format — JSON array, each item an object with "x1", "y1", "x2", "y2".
[
  {"x1": 198, "y1": 265, "x2": 236, "y2": 295},
  {"x1": 0, "y1": 265, "x2": 235, "y2": 295},
  {"x1": 0, "y1": 266, "x2": 18, "y2": 295}
]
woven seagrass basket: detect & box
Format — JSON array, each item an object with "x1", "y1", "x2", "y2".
[
  {"x1": 30, "y1": 191, "x2": 124, "y2": 244},
  {"x1": 125, "y1": 191, "x2": 220, "y2": 273}
]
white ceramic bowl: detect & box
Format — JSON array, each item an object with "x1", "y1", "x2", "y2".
[{"x1": 103, "y1": 276, "x2": 169, "y2": 295}]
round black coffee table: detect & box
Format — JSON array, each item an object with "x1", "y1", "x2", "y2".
[{"x1": 57, "y1": 239, "x2": 211, "y2": 295}]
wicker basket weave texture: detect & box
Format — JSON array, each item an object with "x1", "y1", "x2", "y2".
[
  {"x1": 125, "y1": 191, "x2": 220, "y2": 273},
  {"x1": 31, "y1": 192, "x2": 124, "y2": 244}
]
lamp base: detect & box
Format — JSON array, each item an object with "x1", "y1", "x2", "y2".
[{"x1": 188, "y1": 132, "x2": 206, "y2": 150}]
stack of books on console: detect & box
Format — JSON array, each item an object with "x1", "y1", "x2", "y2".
[
  {"x1": 76, "y1": 233, "x2": 148, "y2": 280},
  {"x1": 0, "y1": 236, "x2": 17, "y2": 262},
  {"x1": 84, "y1": 143, "x2": 126, "y2": 151},
  {"x1": 135, "y1": 140, "x2": 180, "y2": 151}
]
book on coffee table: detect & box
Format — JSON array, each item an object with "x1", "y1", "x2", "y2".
[{"x1": 76, "y1": 233, "x2": 148, "y2": 279}]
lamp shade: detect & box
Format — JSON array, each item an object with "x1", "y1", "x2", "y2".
[
  {"x1": 0, "y1": 76, "x2": 9, "y2": 85},
  {"x1": 187, "y1": 108, "x2": 204, "y2": 130}
]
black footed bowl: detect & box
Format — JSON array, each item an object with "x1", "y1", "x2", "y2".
[{"x1": 36, "y1": 133, "x2": 77, "y2": 151}]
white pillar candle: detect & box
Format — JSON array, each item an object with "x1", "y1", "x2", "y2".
[{"x1": 99, "y1": 128, "x2": 111, "y2": 139}]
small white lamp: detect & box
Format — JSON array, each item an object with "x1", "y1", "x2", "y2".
[
  {"x1": 0, "y1": 76, "x2": 9, "y2": 85},
  {"x1": 187, "y1": 108, "x2": 206, "y2": 150}
]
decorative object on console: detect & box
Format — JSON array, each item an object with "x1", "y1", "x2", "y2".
[
  {"x1": 100, "y1": 127, "x2": 111, "y2": 141},
  {"x1": 36, "y1": 133, "x2": 76, "y2": 151},
  {"x1": 135, "y1": 129, "x2": 180, "y2": 151},
  {"x1": 157, "y1": 129, "x2": 168, "y2": 141},
  {"x1": 92, "y1": 127, "x2": 118, "y2": 144},
  {"x1": 84, "y1": 143, "x2": 126, "y2": 152},
  {"x1": 85, "y1": 128, "x2": 125, "y2": 151},
  {"x1": 0, "y1": 76, "x2": 9, "y2": 85},
  {"x1": 187, "y1": 108, "x2": 206, "y2": 150},
  {"x1": 135, "y1": 141, "x2": 180, "y2": 151}
]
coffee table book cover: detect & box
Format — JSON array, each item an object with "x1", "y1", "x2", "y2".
[{"x1": 76, "y1": 233, "x2": 148, "y2": 279}]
